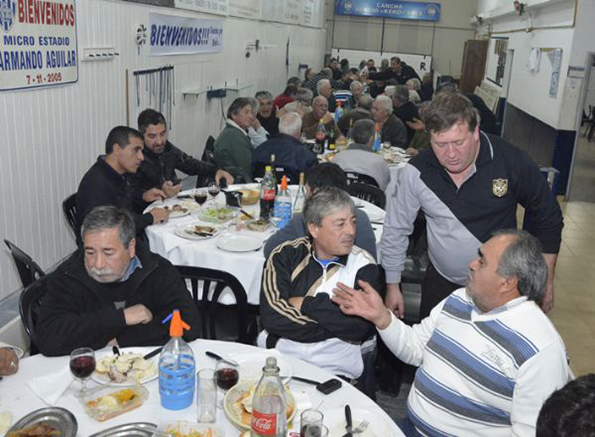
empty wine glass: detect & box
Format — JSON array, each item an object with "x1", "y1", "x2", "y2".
[{"x1": 69, "y1": 347, "x2": 96, "y2": 396}]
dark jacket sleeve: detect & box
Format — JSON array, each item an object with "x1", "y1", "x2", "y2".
[
  {"x1": 117, "y1": 258, "x2": 200, "y2": 346},
  {"x1": 368, "y1": 69, "x2": 396, "y2": 82},
  {"x1": 300, "y1": 263, "x2": 380, "y2": 343},
  {"x1": 260, "y1": 244, "x2": 335, "y2": 343},
  {"x1": 355, "y1": 210, "x2": 377, "y2": 260},
  {"x1": 382, "y1": 117, "x2": 408, "y2": 148},
  {"x1": 263, "y1": 214, "x2": 306, "y2": 259},
  {"x1": 36, "y1": 274, "x2": 128, "y2": 356},
  {"x1": 76, "y1": 175, "x2": 114, "y2": 231},
  {"x1": 171, "y1": 145, "x2": 217, "y2": 179}
]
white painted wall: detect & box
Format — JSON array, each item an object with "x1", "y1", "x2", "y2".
[
  {"x1": 0, "y1": 0, "x2": 326, "y2": 301},
  {"x1": 477, "y1": 0, "x2": 578, "y2": 129},
  {"x1": 325, "y1": 0, "x2": 478, "y2": 78}
]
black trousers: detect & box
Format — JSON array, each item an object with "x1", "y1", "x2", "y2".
[{"x1": 419, "y1": 261, "x2": 463, "y2": 319}]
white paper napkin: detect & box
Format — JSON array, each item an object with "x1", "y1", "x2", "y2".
[{"x1": 26, "y1": 365, "x2": 73, "y2": 405}]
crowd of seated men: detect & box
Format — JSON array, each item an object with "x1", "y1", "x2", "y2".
[{"x1": 11, "y1": 55, "x2": 582, "y2": 437}]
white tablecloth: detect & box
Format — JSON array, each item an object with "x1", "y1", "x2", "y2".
[
  {"x1": 0, "y1": 340, "x2": 404, "y2": 436},
  {"x1": 145, "y1": 184, "x2": 386, "y2": 305}
]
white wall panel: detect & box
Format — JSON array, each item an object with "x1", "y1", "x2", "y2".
[{"x1": 0, "y1": 0, "x2": 325, "y2": 300}]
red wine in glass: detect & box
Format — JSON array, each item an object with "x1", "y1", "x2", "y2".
[
  {"x1": 70, "y1": 355, "x2": 96, "y2": 379},
  {"x1": 208, "y1": 185, "x2": 220, "y2": 199},
  {"x1": 216, "y1": 367, "x2": 239, "y2": 390},
  {"x1": 194, "y1": 192, "x2": 208, "y2": 205}
]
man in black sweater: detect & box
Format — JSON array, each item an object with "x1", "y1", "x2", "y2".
[
  {"x1": 132, "y1": 109, "x2": 233, "y2": 198},
  {"x1": 75, "y1": 126, "x2": 169, "y2": 243},
  {"x1": 36, "y1": 206, "x2": 200, "y2": 356},
  {"x1": 369, "y1": 56, "x2": 420, "y2": 85}
]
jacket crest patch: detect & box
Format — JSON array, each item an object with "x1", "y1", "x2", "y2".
[{"x1": 492, "y1": 179, "x2": 508, "y2": 197}]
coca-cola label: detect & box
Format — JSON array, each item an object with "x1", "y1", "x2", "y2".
[
  {"x1": 262, "y1": 189, "x2": 275, "y2": 201},
  {"x1": 251, "y1": 409, "x2": 277, "y2": 435}
]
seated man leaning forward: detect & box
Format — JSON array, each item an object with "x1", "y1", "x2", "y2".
[
  {"x1": 259, "y1": 187, "x2": 383, "y2": 393},
  {"x1": 333, "y1": 229, "x2": 570, "y2": 436},
  {"x1": 36, "y1": 206, "x2": 200, "y2": 356}
]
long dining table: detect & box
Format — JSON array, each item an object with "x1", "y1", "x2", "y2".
[
  {"x1": 144, "y1": 184, "x2": 387, "y2": 305},
  {"x1": 1, "y1": 339, "x2": 404, "y2": 436}
]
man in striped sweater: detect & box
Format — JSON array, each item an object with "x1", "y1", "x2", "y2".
[{"x1": 333, "y1": 229, "x2": 570, "y2": 436}]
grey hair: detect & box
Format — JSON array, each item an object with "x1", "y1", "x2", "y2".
[
  {"x1": 247, "y1": 97, "x2": 259, "y2": 115},
  {"x1": 279, "y1": 112, "x2": 302, "y2": 137},
  {"x1": 358, "y1": 95, "x2": 373, "y2": 110},
  {"x1": 384, "y1": 85, "x2": 396, "y2": 98},
  {"x1": 295, "y1": 87, "x2": 314, "y2": 105},
  {"x1": 321, "y1": 67, "x2": 332, "y2": 79},
  {"x1": 350, "y1": 80, "x2": 363, "y2": 92},
  {"x1": 303, "y1": 187, "x2": 355, "y2": 228},
  {"x1": 493, "y1": 229, "x2": 548, "y2": 302},
  {"x1": 255, "y1": 90, "x2": 273, "y2": 100},
  {"x1": 406, "y1": 78, "x2": 421, "y2": 90},
  {"x1": 375, "y1": 95, "x2": 393, "y2": 114},
  {"x1": 317, "y1": 79, "x2": 331, "y2": 94},
  {"x1": 227, "y1": 97, "x2": 252, "y2": 119},
  {"x1": 394, "y1": 85, "x2": 410, "y2": 103},
  {"x1": 81, "y1": 206, "x2": 136, "y2": 247},
  {"x1": 352, "y1": 119, "x2": 375, "y2": 145}
]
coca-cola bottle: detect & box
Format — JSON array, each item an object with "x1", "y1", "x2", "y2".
[
  {"x1": 251, "y1": 357, "x2": 287, "y2": 437},
  {"x1": 260, "y1": 166, "x2": 276, "y2": 220}
]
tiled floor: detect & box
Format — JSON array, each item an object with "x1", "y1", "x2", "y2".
[{"x1": 548, "y1": 200, "x2": 595, "y2": 376}]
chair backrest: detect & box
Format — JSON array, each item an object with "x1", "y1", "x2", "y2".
[
  {"x1": 4, "y1": 239, "x2": 45, "y2": 289},
  {"x1": 19, "y1": 276, "x2": 49, "y2": 355},
  {"x1": 344, "y1": 171, "x2": 379, "y2": 188},
  {"x1": 197, "y1": 136, "x2": 218, "y2": 188},
  {"x1": 62, "y1": 193, "x2": 78, "y2": 238},
  {"x1": 175, "y1": 265, "x2": 256, "y2": 344},
  {"x1": 253, "y1": 162, "x2": 298, "y2": 185},
  {"x1": 348, "y1": 183, "x2": 386, "y2": 209}
]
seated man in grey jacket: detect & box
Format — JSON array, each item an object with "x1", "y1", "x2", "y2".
[
  {"x1": 263, "y1": 162, "x2": 377, "y2": 260},
  {"x1": 333, "y1": 119, "x2": 391, "y2": 190}
]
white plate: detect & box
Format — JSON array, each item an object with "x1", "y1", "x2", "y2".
[
  {"x1": 227, "y1": 351, "x2": 293, "y2": 382},
  {"x1": 166, "y1": 202, "x2": 197, "y2": 218},
  {"x1": 174, "y1": 223, "x2": 220, "y2": 241},
  {"x1": 92, "y1": 349, "x2": 158, "y2": 386},
  {"x1": 362, "y1": 207, "x2": 385, "y2": 223},
  {"x1": 216, "y1": 233, "x2": 263, "y2": 252},
  {"x1": 324, "y1": 407, "x2": 391, "y2": 437}
]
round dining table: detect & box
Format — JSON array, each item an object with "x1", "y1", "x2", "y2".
[
  {"x1": 144, "y1": 184, "x2": 387, "y2": 305},
  {"x1": 1, "y1": 340, "x2": 404, "y2": 436}
]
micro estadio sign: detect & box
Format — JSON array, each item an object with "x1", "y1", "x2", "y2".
[{"x1": 0, "y1": 0, "x2": 78, "y2": 91}]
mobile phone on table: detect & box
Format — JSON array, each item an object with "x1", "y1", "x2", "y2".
[{"x1": 316, "y1": 378, "x2": 342, "y2": 394}]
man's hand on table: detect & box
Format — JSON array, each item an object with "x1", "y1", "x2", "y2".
[
  {"x1": 215, "y1": 169, "x2": 234, "y2": 186},
  {"x1": 0, "y1": 348, "x2": 19, "y2": 376},
  {"x1": 288, "y1": 297, "x2": 305, "y2": 311},
  {"x1": 385, "y1": 283, "x2": 405, "y2": 319},
  {"x1": 124, "y1": 304, "x2": 153, "y2": 325},
  {"x1": 405, "y1": 147, "x2": 419, "y2": 157},
  {"x1": 332, "y1": 280, "x2": 392, "y2": 330},
  {"x1": 161, "y1": 181, "x2": 181, "y2": 199},
  {"x1": 406, "y1": 118, "x2": 425, "y2": 131},
  {"x1": 143, "y1": 188, "x2": 166, "y2": 203},
  {"x1": 150, "y1": 207, "x2": 169, "y2": 224}
]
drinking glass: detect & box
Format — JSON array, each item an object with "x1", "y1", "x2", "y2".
[
  {"x1": 300, "y1": 409, "x2": 324, "y2": 437},
  {"x1": 69, "y1": 347, "x2": 96, "y2": 396},
  {"x1": 197, "y1": 368, "x2": 217, "y2": 423},
  {"x1": 215, "y1": 360, "x2": 239, "y2": 407},
  {"x1": 302, "y1": 424, "x2": 329, "y2": 437},
  {"x1": 207, "y1": 180, "x2": 220, "y2": 205},
  {"x1": 194, "y1": 188, "x2": 208, "y2": 207}
]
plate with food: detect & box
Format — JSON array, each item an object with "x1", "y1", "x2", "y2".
[
  {"x1": 198, "y1": 206, "x2": 241, "y2": 224},
  {"x1": 88, "y1": 422, "x2": 157, "y2": 437},
  {"x1": 81, "y1": 385, "x2": 149, "y2": 422},
  {"x1": 245, "y1": 219, "x2": 272, "y2": 232},
  {"x1": 174, "y1": 224, "x2": 220, "y2": 241},
  {"x1": 156, "y1": 420, "x2": 222, "y2": 437},
  {"x1": 93, "y1": 350, "x2": 158, "y2": 386},
  {"x1": 224, "y1": 380, "x2": 296, "y2": 431},
  {"x1": 164, "y1": 202, "x2": 196, "y2": 218},
  {"x1": 6, "y1": 407, "x2": 77, "y2": 437},
  {"x1": 323, "y1": 407, "x2": 392, "y2": 437},
  {"x1": 227, "y1": 351, "x2": 293, "y2": 382}
]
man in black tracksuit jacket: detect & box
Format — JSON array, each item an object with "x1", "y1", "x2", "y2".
[{"x1": 36, "y1": 206, "x2": 200, "y2": 356}]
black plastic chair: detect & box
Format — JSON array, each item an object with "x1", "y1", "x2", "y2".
[
  {"x1": 175, "y1": 266, "x2": 258, "y2": 344},
  {"x1": 344, "y1": 171, "x2": 379, "y2": 188},
  {"x1": 62, "y1": 193, "x2": 78, "y2": 238},
  {"x1": 19, "y1": 276, "x2": 49, "y2": 355},
  {"x1": 348, "y1": 183, "x2": 386, "y2": 209},
  {"x1": 4, "y1": 239, "x2": 45, "y2": 289},
  {"x1": 198, "y1": 136, "x2": 217, "y2": 188}
]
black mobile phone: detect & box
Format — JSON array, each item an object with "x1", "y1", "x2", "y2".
[{"x1": 316, "y1": 378, "x2": 342, "y2": 395}]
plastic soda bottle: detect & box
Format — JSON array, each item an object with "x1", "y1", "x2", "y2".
[
  {"x1": 272, "y1": 176, "x2": 292, "y2": 229},
  {"x1": 260, "y1": 166, "x2": 276, "y2": 220},
  {"x1": 158, "y1": 310, "x2": 195, "y2": 410},
  {"x1": 373, "y1": 123, "x2": 381, "y2": 153},
  {"x1": 334, "y1": 100, "x2": 343, "y2": 124},
  {"x1": 251, "y1": 357, "x2": 287, "y2": 437}
]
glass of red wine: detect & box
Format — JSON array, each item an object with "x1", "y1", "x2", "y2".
[
  {"x1": 215, "y1": 360, "x2": 239, "y2": 407},
  {"x1": 207, "y1": 180, "x2": 220, "y2": 205},
  {"x1": 69, "y1": 347, "x2": 96, "y2": 396},
  {"x1": 194, "y1": 188, "x2": 208, "y2": 208}
]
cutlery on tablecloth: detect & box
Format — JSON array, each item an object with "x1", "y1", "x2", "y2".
[
  {"x1": 343, "y1": 404, "x2": 353, "y2": 437},
  {"x1": 143, "y1": 347, "x2": 163, "y2": 360},
  {"x1": 205, "y1": 350, "x2": 239, "y2": 367}
]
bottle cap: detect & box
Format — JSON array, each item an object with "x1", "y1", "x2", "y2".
[
  {"x1": 265, "y1": 165, "x2": 272, "y2": 172},
  {"x1": 162, "y1": 309, "x2": 191, "y2": 337},
  {"x1": 280, "y1": 175, "x2": 288, "y2": 190}
]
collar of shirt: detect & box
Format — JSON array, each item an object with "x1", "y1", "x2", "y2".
[
  {"x1": 119, "y1": 255, "x2": 142, "y2": 282},
  {"x1": 471, "y1": 294, "x2": 529, "y2": 318},
  {"x1": 227, "y1": 119, "x2": 249, "y2": 136},
  {"x1": 347, "y1": 142, "x2": 374, "y2": 153}
]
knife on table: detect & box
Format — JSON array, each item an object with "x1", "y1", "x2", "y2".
[
  {"x1": 342, "y1": 404, "x2": 353, "y2": 437},
  {"x1": 143, "y1": 347, "x2": 163, "y2": 360},
  {"x1": 205, "y1": 350, "x2": 239, "y2": 367}
]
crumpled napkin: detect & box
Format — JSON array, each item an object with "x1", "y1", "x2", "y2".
[{"x1": 26, "y1": 365, "x2": 73, "y2": 405}]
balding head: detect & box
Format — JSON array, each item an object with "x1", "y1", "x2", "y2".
[
  {"x1": 312, "y1": 96, "x2": 329, "y2": 119},
  {"x1": 279, "y1": 112, "x2": 303, "y2": 139}
]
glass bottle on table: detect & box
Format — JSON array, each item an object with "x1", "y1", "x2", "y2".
[
  {"x1": 251, "y1": 356, "x2": 287, "y2": 437},
  {"x1": 314, "y1": 119, "x2": 326, "y2": 155},
  {"x1": 269, "y1": 154, "x2": 278, "y2": 194},
  {"x1": 327, "y1": 126, "x2": 336, "y2": 152},
  {"x1": 260, "y1": 166, "x2": 276, "y2": 220},
  {"x1": 293, "y1": 172, "x2": 306, "y2": 214}
]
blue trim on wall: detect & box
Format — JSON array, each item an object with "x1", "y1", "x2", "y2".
[{"x1": 552, "y1": 130, "x2": 576, "y2": 195}]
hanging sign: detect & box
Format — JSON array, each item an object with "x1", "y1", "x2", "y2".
[
  {"x1": 149, "y1": 13, "x2": 224, "y2": 56},
  {"x1": 335, "y1": 0, "x2": 441, "y2": 22},
  {"x1": 174, "y1": 0, "x2": 228, "y2": 16},
  {"x1": 0, "y1": 0, "x2": 78, "y2": 91}
]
